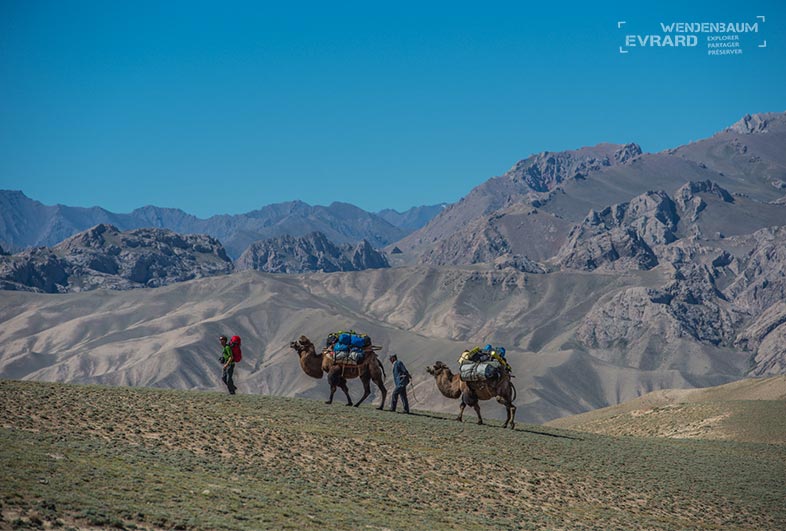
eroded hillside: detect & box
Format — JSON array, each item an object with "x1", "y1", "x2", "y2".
[{"x1": 2, "y1": 381, "x2": 784, "y2": 531}]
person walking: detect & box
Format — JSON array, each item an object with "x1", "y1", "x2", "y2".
[
  {"x1": 219, "y1": 335, "x2": 237, "y2": 395},
  {"x1": 389, "y1": 353, "x2": 412, "y2": 414}
]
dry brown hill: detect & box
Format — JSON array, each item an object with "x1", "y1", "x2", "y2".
[{"x1": 547, "y1": 376, "x2": 786, "y2": 443}]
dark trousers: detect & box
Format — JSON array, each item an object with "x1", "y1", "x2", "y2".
[
  {"x1": 391, "y1": 384, "x2": 409, "y2": 413},
  {"x1": 222, "y1": 364, "x2": 236, "y2": 394}
]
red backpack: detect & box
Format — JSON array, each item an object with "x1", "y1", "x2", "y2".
[{"x1": 229, "y1": 335, "x2": 242, "y2": 363}]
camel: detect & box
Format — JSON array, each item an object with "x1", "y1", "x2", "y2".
[
  {"x1": 426, "y1": 360, "x2": 517, "y2": 429},
  {"x1": 289, "y1": 335, "x2": 387, "y2": 409}
]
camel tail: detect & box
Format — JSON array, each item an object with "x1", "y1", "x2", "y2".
[
  {"x1": 378, "y1": 357, "x2": 386, "y2": 378},
  {"x1": 511, "y1": 382, "x2": 517, "y2": 403}
]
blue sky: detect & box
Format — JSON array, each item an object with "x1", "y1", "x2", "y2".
[{"x1": 1, "y1": 0, "x2": 784, "y2": 218}]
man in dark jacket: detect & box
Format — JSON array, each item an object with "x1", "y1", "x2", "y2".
[
  {"x1": 389, "y1": 353, "x2": 412, "y2": 413},
  {"x1": 219, "y1": 335, "x2": 237, "y2": 395}
]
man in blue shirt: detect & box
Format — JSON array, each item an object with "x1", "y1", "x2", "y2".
[{"x1": 389, "y1": 354, "x2": 412, "y2": 414}]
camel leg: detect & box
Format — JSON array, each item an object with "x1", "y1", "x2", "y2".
[
  {"x1": 354, "y1": 370, "x2": 372, "y2": 408},
  {"x1": 328, "y1": 369, "x2": 352, "y2": 406},
  {"x1": 339, "y1": 380, "x2": 353, "y2": 406},
  {"x1": 326, "y1": 384, "x2": 336, "y2": 405},
  {"x1": 373, "y1": 371, "x2": 387, "y2": 411},
  {"x1": 498, "y1": 396, "x2": 516, "y2": 429},
  {"x1": 472, "y1": 403, "x2": 483, "y2": 425},
  {"x1": 456, "y1": 401, "x2": 466, "y2": 422},
  {"x1": 498, "y1": 397, "x2": 510, "y2": 429}
]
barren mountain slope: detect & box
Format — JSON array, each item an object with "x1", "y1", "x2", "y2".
[
  {"x1": 547, "y1": 375, "x2": 786, "y2": 444},
  {"x1": 395, "y1": 112, "x2": 786, "y2": 264},
  {"x1": 673, "y1": 112, "x2": 786, "y2": 199},
  {"x1": 394, "y1": 143, "x2": 639, "y2": 257},
  {"x1": 0, "y1": 265, "x2": 753, "y2": 423}
]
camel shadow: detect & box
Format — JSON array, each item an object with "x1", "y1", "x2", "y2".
[
  {"x1": 400, "y1": 411, "x2": 584, "y2": 441},
  {"x1": 516, "y1": 427, "x2": 584, "y2": 441}
]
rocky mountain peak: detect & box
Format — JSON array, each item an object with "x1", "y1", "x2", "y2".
[
  {"x1": 59, "y1": 223, "x2": 115, "y2": 250},
  {"x1": 674, "y1": 180, "x2": 734, "y2": 222},
  {"x1": 350, "y1": 239, "x2": 389, "y2": 270},
  {"x1": 614, "y1": 143, "x2": 643, "y2": 163},
  {"x1": 0, "y1": 224, "x2": 233, "y2": 293},
  {"x1": 556, "y1": 188, "x2": 685, "y2": 272},
  {"x1": 675, "y1": 180, "x2": 734, "y2": 205},
  {"x1": 729, "y1": 113, "x2": 770, "y2": 134},
  {"x1": 504, "y1": 144, "x2": 632, "y2": 193},
  {"x1": 236, "y1": 231, "x2": 389, "y2": 274}
]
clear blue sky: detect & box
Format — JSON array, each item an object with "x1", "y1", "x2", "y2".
[{"x1": 1, "y1": 0, "x2": 784, "y2": 218}]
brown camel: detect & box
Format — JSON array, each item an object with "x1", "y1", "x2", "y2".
[
  {"x1": 289, "y1": 335, "x2": 387, "y2": 409},
  {"x1": 426, "y1": 360, "x2": 517, "y2": 429}
]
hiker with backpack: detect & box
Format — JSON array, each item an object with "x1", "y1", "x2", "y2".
[
  {"x1": 219, "y1": 335, "x2": 241, "y2": 395},
  {"x1": 389, "y1": 353, "x2": 412, "y2": 414}
]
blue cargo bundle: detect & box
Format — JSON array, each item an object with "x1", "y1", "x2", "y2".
[
  {"x1": 327, "y1": 330, "x2": 372, "y2": 364},
  {"x1": 336, "y1": 332, "x2": 370, "y2": 348},
  {"x1": 328, "y1": 330, "x2": 370, "y2": 348}
]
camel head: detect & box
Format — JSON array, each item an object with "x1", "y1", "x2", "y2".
[
  {"x1": 426, "y1": 361, "x2": 451, "y2": 377},
  {"x1": 289, "y1": 335, "x2": 316, "y2": 357}
]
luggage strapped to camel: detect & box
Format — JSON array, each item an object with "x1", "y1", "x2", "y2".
[
  {"x1": 459, "y1": 360, "x2": 502, "y2": 382},
  {"x1": 458, "y1": 344, "x2": 511, "y2": 382},
  {"x1": 325, "y1": 330, "x2": 377, "y2": 366}
]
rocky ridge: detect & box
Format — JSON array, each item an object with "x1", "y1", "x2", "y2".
[
  {"x1": 0, "y1": 224, "x2": 233, "y2": 293},
  {"x1": 235, "y1": 231, "x2": 389, "y2": 274},
  {"x1": 397, "y1": 113, "x2": 786, "y2": 265},
  {"x1": 393, "y1": 143, "x2": 643, "y2": 256},
  {"x1": 562, "y1": 180, "x2": 786, "y2": 377},
  {"x1": 506, "y1": 143, "x2": 643, "y2": 194}
]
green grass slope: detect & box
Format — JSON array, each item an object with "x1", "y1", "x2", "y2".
[
  {"x1": 1, "y1": 380, "x2": 785, "y2": 531},
  {"x1": 546, "y1": 376, "x2": 786, "y2": 444}
]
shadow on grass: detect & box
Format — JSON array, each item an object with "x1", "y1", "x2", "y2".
[
  {"x1": 404, "y1": 411, "x2": 584, "y2": 440},
  {"x1": 517, "y1": 428, "x2": 584, "y2": 441}
]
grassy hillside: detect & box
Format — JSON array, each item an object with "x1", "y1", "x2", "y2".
[
  {"x1": 546, "y1": 376, "x2": 786, "y2": 444},
  {"x1": 2, "y1": 381, "x2": 785, "y2": 530}
]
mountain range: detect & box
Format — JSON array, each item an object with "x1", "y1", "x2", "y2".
[
  {"x1": 1, "y1": 112, "x2": 785, "y2": 423},
  {"x1": 0, "y1": 192, "x2": 443, "y2": 259},
  {"x1": 398, "y1": 112, "x2": 786, "y2": 266}
]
